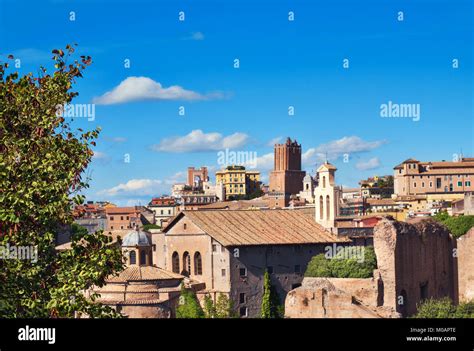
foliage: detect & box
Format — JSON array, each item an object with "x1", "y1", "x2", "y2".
[
  {"x1": 261, "y1": 270, "x2": 282, "y2": 318},
  {"x1": 202, "y1": 293, "x2": 236, "y2": 318},
  {"x1": 414, "y1": 298, "x2": 474, "y2": 318},
  {"x1": 142, "y1": 224, "x2": 161, "y2": 231},
  {"x1": 305, "y1": 246, "x2": 377, "y2": 279},
  {"x1": 0, "y1": 45, "x2": 124, "y2": 318},
  {"x1": 176, "y1": 284, "x2": 204, "y2": 318},
  {"x1": 433, "y1": 212, "x2": 474, "y2": 239}
]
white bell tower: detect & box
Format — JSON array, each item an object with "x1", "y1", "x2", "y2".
[{"x1": 314, "y1": 161, "x2": 340, "y2": 230}]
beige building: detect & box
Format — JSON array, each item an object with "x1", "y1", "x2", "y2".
[
  {"x1": 89, "y1": 230, "x2": 198, "y2": 318},
  {"x1": 314, "y1": 162, "x2": 341, "y2": 230},
  {"x1": 156, "y1": 209, "x2": 349, "y2": 317},
  {"x1": 394, "y1": 157, "x2": 474, "y2": 197},
  {"x1": 215, "y1": 165, "x2": 261, "y2": 200},
  {"x1": 147, "y1": 197, "x2": 178, "y2": 227}
]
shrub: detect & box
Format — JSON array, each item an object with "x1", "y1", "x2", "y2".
[
  {"x1": 414, "y1": 298, "x2": 474, "y2": 318},
  {"x1": 305, "y1": 246, "x2": 377, "y2": 279}
]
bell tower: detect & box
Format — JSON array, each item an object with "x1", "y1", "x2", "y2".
[{"x1": 314, "y1": 161, "x2": 340, "y2": 230}]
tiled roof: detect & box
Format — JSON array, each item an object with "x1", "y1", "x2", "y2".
[
  {"x1": 198, "y1": 199, "x2": 270, "y2": 210},
  {"x1": 107, "y1": 265, "x2": 184, "y2": 283},
  {"x1": 105, "y1": 206, "x2": 141, "y2": 214},
  {"x1": 172, "y1": 209, "x2": 349, "y2": 246}
]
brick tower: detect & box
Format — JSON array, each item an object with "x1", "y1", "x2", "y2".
[{"x1": 269, "y1": 138, "x2": 306, "y2": 207}]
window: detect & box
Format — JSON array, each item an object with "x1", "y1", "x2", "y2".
[
  {"x1": 110, "y1": 216, "x2": 114, "y2": 221},
  {"x1": 436, "y1": 178, "x2": 442, "y2": 188},
  {"x1": 239, "y1": 307, "x2": 248, "y2": 317},
  {"x1": 183, "y1": 223, "x2": 187, "y2": 230},
  {"x1": 126, "y1": 216, "x2": 129, "y2": 220},
  {"x1": 466, "y1": 181, "x2": 471, "y2": 187},
  {"x1": 140, "y1": 250, "x2": 147, "y2": 265},
  {"x1": 194, "y1": 252, "x2": 202, "y2": 275},
  {"x1": 239, "y1": 268, "x2": 247, "y2": 277},
  {"x1": 111, "y1": 226, "x2": 114, "y2": 230},
  {"x1": 212, "y1": 244, "x2": 217, "y2": 252},
  {"x1": 120, "y1": 225, "x2": 124, "y2": 230},
  {"x1": 120, "y1": 216, "x2": 124, "y2": 220},
  {"x1": 322, "y1": 176, "x2": 326, "y2": 188},
  {"x1": 172, "y1": 252, "x2": 180, "y2": 274},
  {"x1": 161, "y1": 210, "x2": 164, "y2": 215},
  {"x1": 267, "y1": 266, "x2": 273, "y2": 274},
  {"x1": 413, "y1": 183, "x2": 416, "y2": 188},
  {"x1": 129, "y1": 251, "x2": 136, "y2": 265},
  {"x1": 326, "y1": 195, "x2": 330, "y2": 220},
  {"x1": 421, "y1": 182, "x2": 425, "y2": 188},
  {"x1": 168, "y1": 210, "x2": 171, "y2": 215},
  {"x1": 458, "y1": 181, "x2": 462, "y2": 187},
  {"x1": 221, "y1": 269, "x2": 226, "y2": 277},
  {"x1": 429, "y1": 182, "x2": 433, "y2": 187},
  {"x1": 294, "y1": 265, "x2": 301, "y2": 273},
  {"x1": 239, "y1": 293, "x2": 246, "y2": 304},
  {"x1": 182, "y1": 252, "x2": 191, "y2": 276},
  {"x1": 319, "y1": 196, "x2": 323, "y2": 220}
]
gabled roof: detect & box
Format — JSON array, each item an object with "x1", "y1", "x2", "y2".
[{"x1": 163, "y1": 209, "x2": 349, "y2": 246}]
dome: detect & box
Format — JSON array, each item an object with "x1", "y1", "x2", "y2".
[{"x1": 122, "y1": 230, "x2": 151, "y2": 247}]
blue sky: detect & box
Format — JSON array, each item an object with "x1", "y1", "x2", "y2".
[{"x1": 1, "y1": 0, "x2": 473, "y2": 205}]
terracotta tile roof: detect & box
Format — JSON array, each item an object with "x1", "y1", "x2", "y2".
[
  {"x1": 198, "y1": 199, "x2": 270, "y2": 210},
  {"x1": 107, "y1": 265, "x2": 184, "y2": 283},
  {"x1": 105, "y1": 206, "x2": 141, "y2": 214},
  {"x1": 173, "y1": 209, "x2": 349, "y2": 246}
]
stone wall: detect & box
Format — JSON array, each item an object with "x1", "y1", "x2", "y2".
[
  {"x1": 285, "y1": 277, "x2": 399, "y2": 318},
  {"x1": 375, "y1": 218, "x2": 457, "y2": 317},
  {"x1": 457, "y1": 227, "x2": 474, "y2": 302}
]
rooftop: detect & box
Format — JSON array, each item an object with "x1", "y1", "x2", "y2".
[{"x1": 164, "y1": 208, "x2": 349, "y2": 246}]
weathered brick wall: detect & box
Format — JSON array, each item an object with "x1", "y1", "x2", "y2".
[
  {"x1": 374, "y1": 218, "x2": 457, "y2": 317},
  {"x1": 457, "y1": 227, "x2": 474, "y2": 302}
]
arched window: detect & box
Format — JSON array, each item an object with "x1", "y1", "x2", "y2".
[
  {"x1": 319, "y1": 196, "x2": 324, "y2": 220},
  {"x1": 323, "y1": 176, "x2": 326, "y2": 188},
  {"x1": 306, "y1": 183, "x2": 309, "y2": 190},
  {"x1": 182, "y1": 251, "x2": 191, "y2": 276},
  {"x1": 129, "y1": 251, "x2": 136, "y2": 265},
  {"x1": 194, "y1": 252, "x2": 202, "y2": 275},
  {"x1": 172, "y1": 252, "x2": 180, "y2": 274},
  {"x1": 326, "y1": 195, "x2": 330, "y2": 220},
  {"x1": 140, "y1": 250, "x2": 147, "y2": 265}
]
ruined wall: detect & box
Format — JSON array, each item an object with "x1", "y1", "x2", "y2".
[
  {"x1": 457, "y1": 227, "x2": 474, "y2": 302},
  {"x1": 285, "y1": 277, "x2": 399, "y2": 318},
  {"x1": 374, "y1": 218, "x2": 457, "y2": 317}
]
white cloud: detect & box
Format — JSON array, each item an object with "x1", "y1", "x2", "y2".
[
  {"x1": 356, "y1": 157, "x2": 381, "y2": 171},
  {"x1": 189, "y1": 32, "x2": 204, "y2": 40},
  {"x1": 97, "y1": 179, "x2": 164, "y2": 197},
  {"x1": 104, "y1": 136, "x2": 127, "y2": 143},
  {"x1": 267, "y1": 136, "x2": 283, "y2": 146},
  {"x1": 164, "y1": 171, "x2": 187, "y2": 185},
  {"x1": 92, "y1": 151, "x2": 108, "y2": 160},
  {"x1": 152, "y1": 129, "x2": 249, "y2": 153},
  {"x1": 93, "y1": 76, "x2": 223, "y2": 105},
  {"x1": 303, "y1": 136, "x2": 386, "y2": 166},
  {"x1": 254, "y1": 153, "x2": 274, "y2": 170}
]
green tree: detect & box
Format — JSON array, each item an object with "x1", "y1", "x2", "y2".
[
  {"x1": 142, "y1": 224, "x2": 161, "y2": 231},
  {"x1": 414, "y1": 298, "x2": 474, "y2": 318},
  {"x1": 305, "y1": 246, "x2": 377, "y2": 279},
  {"x1": 203, "y1": 294, "x2": 216, "y2": 318},
  {"x1": 261, "y1": 270, "x2": 281, "y2": 318},
  {"x1": 0, "y1": 46, "x2": 124, "y2": 318},
  {"x1": 176, "y1": 284, "x2": 204, "y2": 318},
  {"x1": 215, "y1": 293, "x2": 236, "y2": 318},
  {"x1": 433, "y1": 211, "x2": 474, "y2": 238}
]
